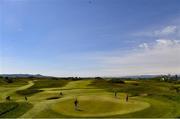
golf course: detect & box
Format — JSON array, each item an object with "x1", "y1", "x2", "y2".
[
  {"x1": 0, "y1": 77, "x2": 180, "y2": 118},
  {"x1": 2, "y1": 0, "x2": 180, "y2": 118}
]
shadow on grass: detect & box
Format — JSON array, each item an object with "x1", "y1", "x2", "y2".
[{"x1": 46, "y1": 96, "x2": 61, "y2": 100}]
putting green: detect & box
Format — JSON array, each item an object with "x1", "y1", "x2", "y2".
[{"x1": 51, "y1": 96, "x2": 150, "y2": 117}]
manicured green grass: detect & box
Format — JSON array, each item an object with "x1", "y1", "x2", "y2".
[
  {"x1": 51, "y1": 96, "x2": 150, "y2": 117},
  {"x1": 116, "y1": 96, "x2": 180, "y2": 118}
]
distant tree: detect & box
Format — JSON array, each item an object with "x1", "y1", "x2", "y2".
[
  {"x1": 4, "y1": 77, "x2": 13, "y2": 83},
  {"x1": 51, "y1": 77, "x2": 58, "y2": 80},
  {"x1": 73, "y1": 77, "x2": 81, "y2": 81},
  {"x1": 6, "y1": 96, "x2": 11, "y2": 101},
  {"x1": 175, "y1": 75, "x2": 178, "y2": 80},
  {"x1": 168, "y1": 74, "x2": 171, "y2": 80},
  {"x1": 67, "y1": 77, "x2": 73, "y2": 80},
  {"x1": 95, "y1": 77, "x2": 103, "y2": 80},
  {"x1": 67, "y1": 77, "x2": 81, "y2": 81},
  {"x1": 28, "y1": 76, "x2": 34, "y2": 79},
  {"x1": 170, "y1": 86, "x2": 180, "y2": 93},
  {"x1": 109, "y1": 79, "x2": 125, "y2": 84}
]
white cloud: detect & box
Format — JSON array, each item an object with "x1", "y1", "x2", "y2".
[
  {"x1": 78, "y1": 24, "x2": 180, "y2": 76},
  {"x1": 155, "y1": 39, "x2": 180, "y2": 47},
  {"x1": 88, "y1": 39, "x2": 180, "y2": 76},
  {"x1": 133, "y1": 25, "x2": 178, "y2": 37},
  {"x1": 139, "y1": 43, "x2": 149, "y2": 49},
  {"x1": 1, "y1": 39, "x2": 179, "y2": 77},
  {"x1": 154, "y1": 25, "x2": 177, "y2": 36}
]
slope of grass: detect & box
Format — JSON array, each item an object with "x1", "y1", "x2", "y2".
[
  {"x1": 29, "y1": 79, "x2": 69, "y2": 89},
  {"x1": 16, "y1": 79, "x2": 69, "y2": 96},
  {"x1": 90, "y1": 79, "x2": 176, "y2": 96},
  {"x1": 0, "y1": 78, "x2": 28, "y2": 86},
  {"x1": 0, "y1": 79, "x2": 31, "y2": 100},
  {"x1": 61, "y1": 80, "x2": 93, "y2": 89},
  {"x1": 0, "y1": 102, "x2": 33, "y2": 118},
  {"x1": 0, "y1": 102, "x2": 18, "y2": 116}
]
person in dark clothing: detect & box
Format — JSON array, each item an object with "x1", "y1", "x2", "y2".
[
  {"x1": 74, "y1": 98, "x2": 79, "y2": 110},
  {"x1": 114, "y1": 91, "x2": 117, "y2": 98},
  {"x1": 6, "y1": 96, "x2": 11, "y2": 101},
  {"x1": 59, "y1": 92, "x2": 63, "y2": 96},
  {"x1": 25, "y1": 96, "x2": 28, "y2": 101},
  {"x1": 126, "y1": 94, "x2": 129, "y2": 102}
]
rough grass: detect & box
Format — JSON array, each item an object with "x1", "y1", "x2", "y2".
[
  {"x1": 0, "y1": 102, "x2": 18, "y2": 116},
  {"x1": 16, "y1": 79, "x2": 69, "y2": 96},
  {"x1": 29, "y1": 79, "x2": 69, "y2": 89},
  {"x1": 16, "y1": 89, "x2": 43, "y2": 96},
  {"x1": 0, "y1": 78, "x2": 28, "y2": 86},
  {"x1": 90, "y1": 79, "x2": 176, "y2": 96},
  {"x1": 0, "y1": 102, "x2": 33, "y2": 118}
]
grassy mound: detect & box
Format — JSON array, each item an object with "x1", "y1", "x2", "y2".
[
  {"x1": 30, "y1": 79, "x2": 69, "y2": 89},
  {"x1": 51, "y1": 96, "x2": 150, "y2": 117},
  {"x1": 16, "y1": 79, "x2": 69, "y2": 96}
]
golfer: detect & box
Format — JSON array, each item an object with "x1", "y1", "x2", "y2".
[
  {"x1": 25, "y1": 96, "x2": 28, "y2": 101},
  {"x1": 114, "y1": 91, "x2": 117, "y2": 98},
  {"x1": 74, "y1": 98, "x2": 79, "y2": 110},
  {"x1": 126, "y1": 94, "x2": 129, "y2": 102},
  {"x1": 59, "y1": 92, "x2": 63, "y2": 96},
  {"x1": 6, "y1": 96, "x2": 11, "y2": 101}
]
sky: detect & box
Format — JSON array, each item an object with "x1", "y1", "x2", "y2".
[{"x1": 0, "y1": 0, "x2": 180, "y2": 77}]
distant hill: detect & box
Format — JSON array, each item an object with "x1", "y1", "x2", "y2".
[
  {"x1": 122, "y1": 75, "x2": 161, "y2": 79},
  {"x1": 0, "y1": 74, "x2": 179, "y2": 79},
  {"x1": 122, "y1": 74, "x2": 180, "y2": 79},
  {"x1": 0, "y1": 74, "x2": 46, "y2": 78}
]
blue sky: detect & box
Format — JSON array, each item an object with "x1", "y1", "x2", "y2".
[{"x1": 1, "y1": 0, "x2": 180, "y2": 77}]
